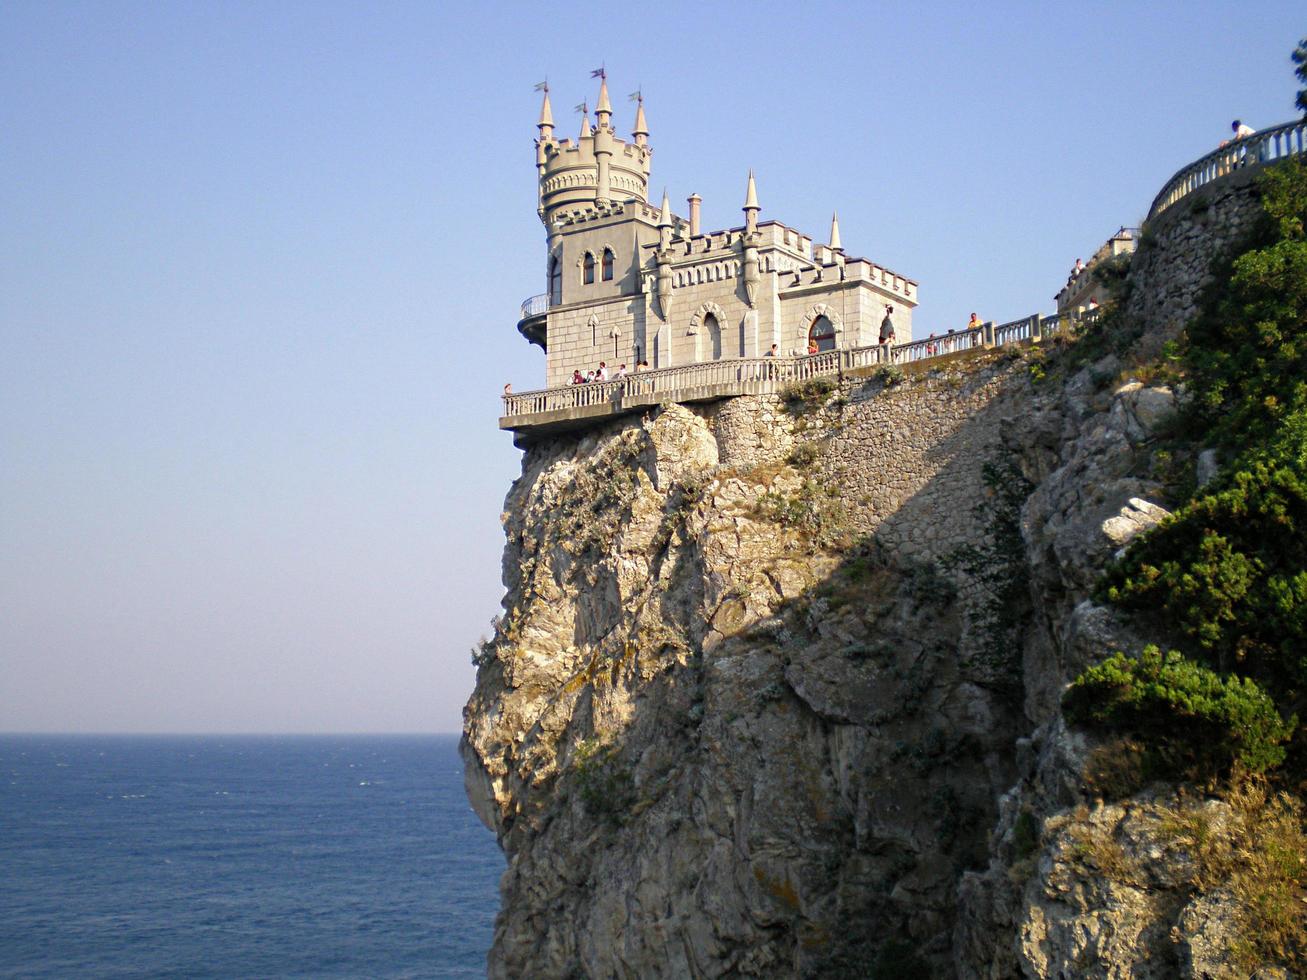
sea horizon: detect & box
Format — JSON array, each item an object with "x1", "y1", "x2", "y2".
[{"x1": 1, "y1": 733, "x2": 502, "y2": 978}]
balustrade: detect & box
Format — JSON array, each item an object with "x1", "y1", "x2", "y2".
[
  {"x1": 502, "y1": 312, "x2": 1089, "y2": 422},
  {"x1": 1148, "y1": 118, "x2": 1307, "y2": 220}
]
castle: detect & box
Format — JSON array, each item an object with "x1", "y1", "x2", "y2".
[{"x1": 517, "y1": 74, "x2": 919, "y2": 391}]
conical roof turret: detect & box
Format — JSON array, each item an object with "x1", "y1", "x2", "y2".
[
  {"x1": 829, "y1": 211, "x2": 842, "y2": 251},
  {"x1": 658, "y1": 188, "x2": 673, "y2": 227},
  {"x1": 536, "y1": 85, "x2": 554, "y2": 132},
  {"x1": 743, "y1": 170, "x2": 760, "y2": 211},
  {"x1": 579, "y1": 102, "x2": 592, "y2": 139},
  {"x1": 596, "y1": 73, "x2": 612, "y2": 119},
  {"x1": 632, "y1": 93, "x2": 648, "y2": 146}
]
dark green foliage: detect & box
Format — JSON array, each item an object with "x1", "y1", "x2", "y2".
[
  {"x1": 1294, "y1": 37, "x2": 1307, "y2": 116},
  {"x1": 572, "y1": 739, "x2": 634, "y2": 824},
  {"x1": 1064, "y1": 648, "x2": 1295, "y2": 776},
  {"x1": 1012, "y1": 809, "x2": 1039, "y2": 860},
  {"x1": 1101, "y1": 459, "x2": 1307, "y2": 687},
  {"x1": 940, "y1": 460, "x2": 1032, "y2": 696},
  {"x1": 782, "y1": 376, "x2": 837, "y2": 410},
  {"x1": 1184, "y1": 164, "x2": 1307, "y2": 450},
  {"x1": 1087, "y1": 158, "x2": 1307, "y2": 777}
]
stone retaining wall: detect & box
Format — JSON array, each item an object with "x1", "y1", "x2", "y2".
[{"x1": 1125, "y1": 164, "x2": 1266, "y2": 336}]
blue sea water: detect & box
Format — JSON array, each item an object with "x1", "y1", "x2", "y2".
[{"x1": 0, "y1": 735, "x2": 503, "y2": 978}]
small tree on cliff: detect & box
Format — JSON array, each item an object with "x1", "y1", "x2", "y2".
[{"x1": 1295, "y1": 37, "x2": 1307, "y2": 116}]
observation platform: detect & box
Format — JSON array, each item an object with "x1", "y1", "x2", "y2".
[{"x1": 501, "y1": 312, "x2": 1082, "y2": 443}]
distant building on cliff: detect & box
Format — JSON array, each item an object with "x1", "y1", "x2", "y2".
[
  {"x1": 517, "y1": 74, "x2": 919, "y2": 389},
  {"x1": 1055, "y1": 227, "x2": 1138, "y2": 314}
]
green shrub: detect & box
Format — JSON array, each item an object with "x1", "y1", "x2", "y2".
[
  {"x1": 1095, "y1": 159, "x2": 1307, "y2": 781},
  {"x1": 874, "y1": 364, "x2": 904, "y2": 387},
  {"x1": 572, "y1": 739, "x2": 634, "y2": 824},
  {"x1": 1064, "y1": 647, "x2": 1295, "y2": 775},
  {"x1": 1101, "y1": 458, "x2": 1307, "y2": 687},
  {"x1": 781, "y1": 376, "x2": 837, "y2": 407},
  {"x1": 788, "y1": 440, "x2": 822, "y2": 467}
]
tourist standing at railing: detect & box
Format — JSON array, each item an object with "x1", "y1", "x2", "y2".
[
  {"x1": 615, "y1": 363, "x2": 627, "y2": 380},
  {"x1": 879, "y1": 305, "x2": 896, "y2": 356},
  {"x1": 1220, "y1": 120, "x2": 1259, "y2": 168},
  {"x1": 968, "y1": 312, "x2": 983, "y2": 348},
  {"x1": 572, "y1": 370, "x2": 584, "y2": 385},
  {"x1": 597, "y1": 362, "x2": 608, "y2": 381}
]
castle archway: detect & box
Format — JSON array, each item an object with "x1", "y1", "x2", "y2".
[
  {"x1": 801, "y1": 303, "x2": 844, "y2": 352},
  {"x1": 688, "y1": 302, "x2": 730, "y2": 362}
]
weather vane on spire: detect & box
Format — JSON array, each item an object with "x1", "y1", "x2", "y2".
[
  {"x1": 590, "y1": 65, "x2": 606, "y2": 80},
  {"x1": 628, "y1": 87, "x2": 642, "y2": 104},
  {"x1": 573, "y1": 101, "x2": 588, "y2": 115},
  {"x1": 533, "y1": 79, "x2": 548, "y2": 93}
]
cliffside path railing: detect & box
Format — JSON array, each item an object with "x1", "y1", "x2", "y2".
[
  {"x1": 1147, "y1": 118, "x2": 1307, "y2": 221},
  {"x1": 501, "y1": 311, "x2": 1086, "y2": 425}
]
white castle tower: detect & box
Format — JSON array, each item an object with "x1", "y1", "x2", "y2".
[{"x1": 518, "y1": 74, "x2": 918, "y2": 390}]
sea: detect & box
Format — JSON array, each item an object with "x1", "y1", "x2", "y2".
[{"x1": 0, "y1": 734, "x2": 503, "y2": 978}]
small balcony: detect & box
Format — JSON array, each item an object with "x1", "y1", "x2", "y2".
[{"x1": 517, "y1": 293, "x2": 548, "y2": 350}]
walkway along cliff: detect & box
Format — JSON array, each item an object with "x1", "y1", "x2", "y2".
[{"x1": 462, "y1": 106, "x2": 1307, "y2": 977}]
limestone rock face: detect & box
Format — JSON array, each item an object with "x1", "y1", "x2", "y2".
[{"x1": 463, "y1": 353, "x2": 1280, "y2": 977}]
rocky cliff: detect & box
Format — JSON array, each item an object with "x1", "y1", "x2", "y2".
[{"x1": 461, "y1": 336, "x2": 1265, "y2": 976}]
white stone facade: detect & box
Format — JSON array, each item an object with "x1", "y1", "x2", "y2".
[{"x1": 525, "y1": 77, "x2": 919, "y2": 389}]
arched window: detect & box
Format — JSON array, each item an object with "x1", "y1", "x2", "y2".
[
  {"x1": 601, "y1": 248, "x2": 614, "y2": 281},
  {"x1": 704, "y1": 313, "x2": 723, "y2": 360},
  {"x1": 548, "y1": 256, "x2": 562, "y2": 305},
  {"x1": 808, "y1": 315, "x2": 836, "y2": 352},
  {"x1": 583, "y1": 253, "x2": 595, "y2": 285}
]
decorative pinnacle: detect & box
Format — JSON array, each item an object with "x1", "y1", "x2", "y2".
[
  {"x1": 535, "y1": 81, "x2": 553, "y2": 131},
  {"x1": 658, "y1": 189, "x2": 672, "y2": 227},
  {"x1": 743, "y1": 170, "x2": 759, "y2": 212},
  {"x1": 574, "y1": 101, "x2": 592, "y2": 138},
  {"x1": 595, "y1": 72, "x2": 612, "y2": 117},
  {"x1": 829, "y1": 211, "x2": 842, "y2": 251},
  {"x1": 631, "y1": 91, "x2": 648, "y2": 141}
]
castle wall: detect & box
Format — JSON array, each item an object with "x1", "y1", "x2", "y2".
[{"x1": 1125, "y1": 165, "x2": 1265, "y2": 338}]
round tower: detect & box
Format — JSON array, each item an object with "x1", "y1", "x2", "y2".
[{"x1": 536, "y1": 75, "x2": 652, "y2": 229}]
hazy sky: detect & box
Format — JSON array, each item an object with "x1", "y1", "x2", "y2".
[{"x1": 2, "y1": 2, "x2": 1303, "y2": 733}]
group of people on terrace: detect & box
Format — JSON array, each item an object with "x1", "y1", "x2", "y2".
[
  {"x1": 569, "y1": 361, "x2": 650, "y2": 385},
  {"x1": 922, "y1": 312, "x2": 985, "y2": 356}
]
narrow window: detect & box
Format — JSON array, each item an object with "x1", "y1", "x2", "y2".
[
  {"x1": 583, "y1": 253, "x2": 595, "y2": 285},
  {"x1": 704, "y1": 313, "x2": 723, "y2": 360},
  {"x1": 548, "y1": 256, "x2": 562, "y2": 305},
  {"x1": 601, "y1": 248, "x2": 614, "y2": 281},
  {"x1": 808, "y1": 315, "x2": 836, "y2": 352}
]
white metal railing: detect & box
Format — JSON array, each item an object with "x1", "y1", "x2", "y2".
[
  {"x1": 520, "y1": 293, "x2": 549, "y2": 320},
  {"x1": 1148, "y1": 118, "x2": 1307, "y2": 220},
  {"x1": 502, "y1": 312, "x2": 1094, "y2": 421}
]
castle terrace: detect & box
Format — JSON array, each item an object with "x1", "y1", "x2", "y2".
[{"x1": 501, "y1": 310, "x2": 1081, "y2": 442}]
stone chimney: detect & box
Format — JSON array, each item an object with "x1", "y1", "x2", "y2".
[{"x1": 687, "y1": 194, "x2": 701, "y2": 237}]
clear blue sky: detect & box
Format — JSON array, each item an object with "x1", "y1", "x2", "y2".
[{"x1": 2, "y1": 1, "x2": 1303, "y2": 733}]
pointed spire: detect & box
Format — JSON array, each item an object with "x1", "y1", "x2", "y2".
[
  {"x1": 829, "y1": 211, "x2": 842, "y2": 251},
  {"x1": 658, "y1": 189, "x2": 672, "y2": 227},
  {"x1": 596, "y1": 75, "x2": 612, "y2": 115},
  {"x1": 743, "y1": 170, "x2": 759, "y2": 211},
  {"x1": 536, "y1": 84, "x2": 554, "y2": 132},
  {"x1": 632, "y1": 93, "x2": 648, "y2": 146},
  {"x1": 743, "y1": 171, "x2": 760, "y2": 235},
  {"x1": 578, "y1": 102, "x2": 592, "y2": 139}
]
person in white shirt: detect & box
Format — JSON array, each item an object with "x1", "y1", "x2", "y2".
[{"x1": 596, "y1": 362, "x2": 609, "y2": 382}]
